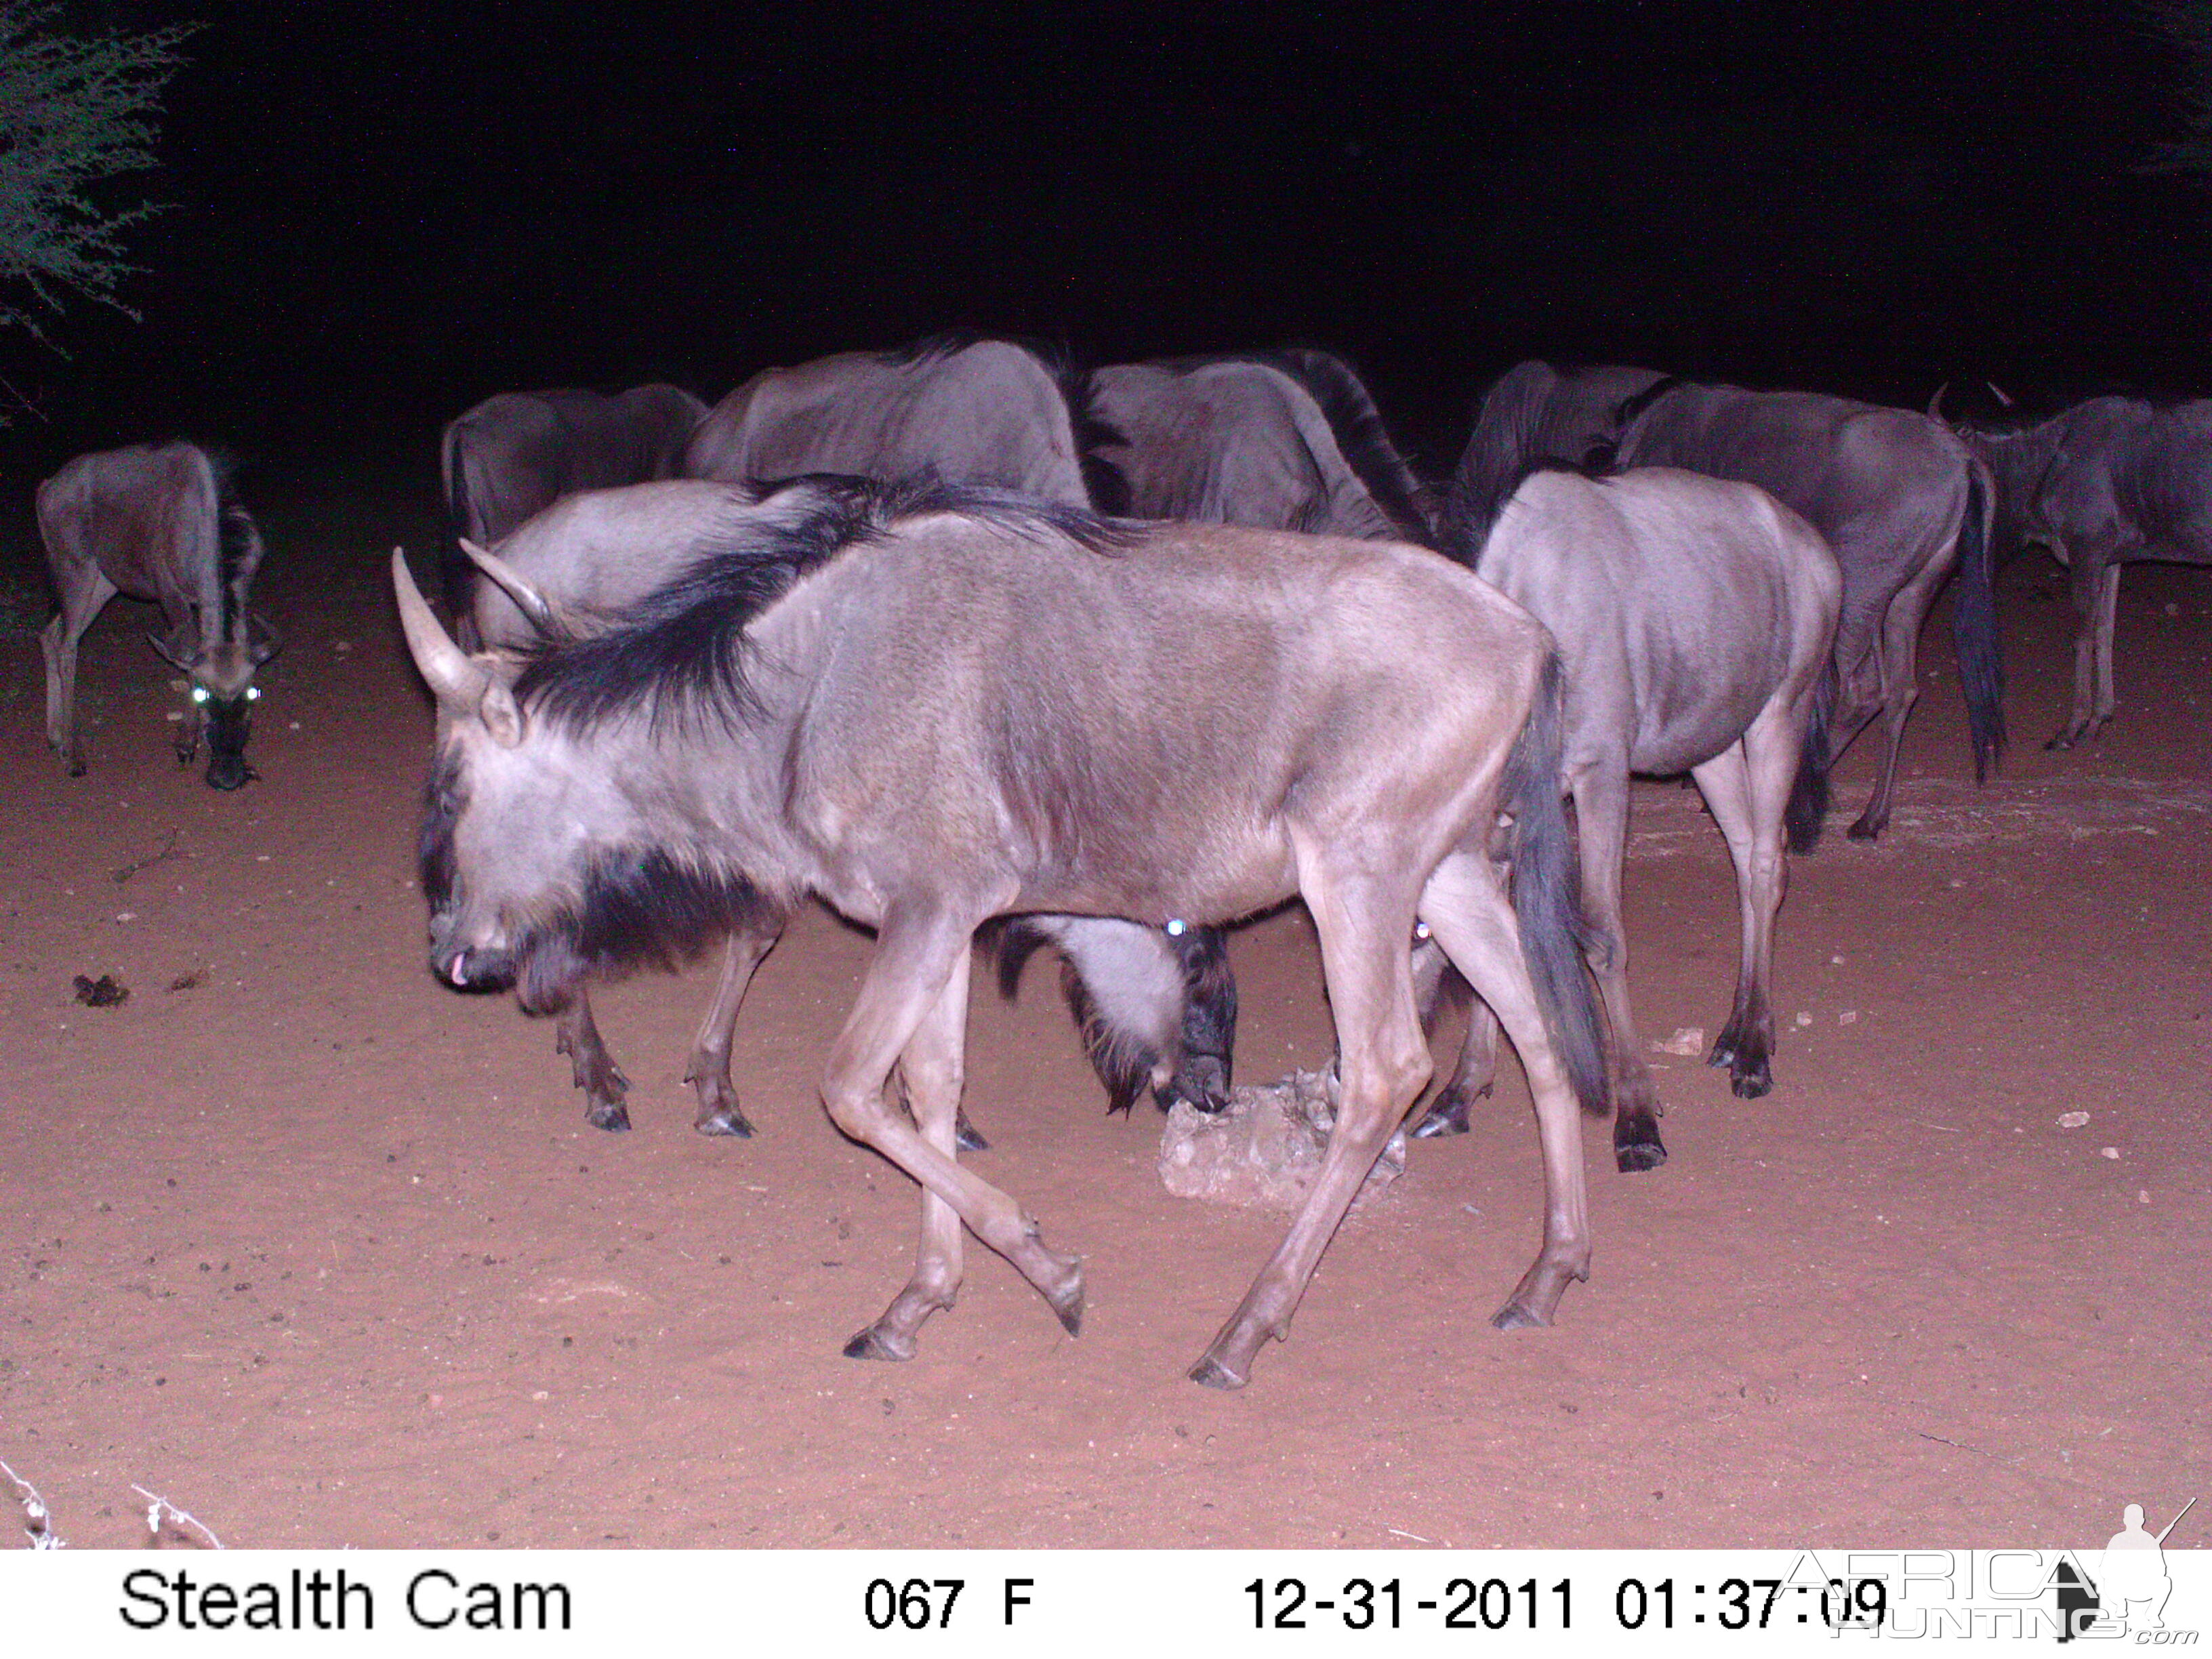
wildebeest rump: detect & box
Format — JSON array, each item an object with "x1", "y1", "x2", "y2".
[
  {"x1": 1421, "y1": 465, "x2": 1841, "y2": 1170},
  {"x1": 683, "y1": 336, "x2": 1111, "y2": 508},
  {"x1": 1453, "y1": 362, "x2": 2001, "y2": 841},
  {"x1": 461, "y1": 478, "x2": 1210, "y2": 1146},
  {"x1": 1955, "y1": 396, "x2": 2212, "y2": 750},
  {"x1": 1089, "y1": 348, "x2": 1435, "y2": 542},
  {"x1": 37, "y1": 441, "x2": 276, "y2": 789},
  {"x1": 396, "y1": 477, "x2": 1610, "y2": 1388},
  {"x1": 440, "y1": 384, "x2": 707, "y2": 642},
  {"x1": 682, "y1": 335, "x2": 1231, "y2": 1115}
]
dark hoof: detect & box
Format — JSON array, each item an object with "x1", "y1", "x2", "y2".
[
  {"x1": 842, "y1": 1326, "x2": 914, "y2": 1362},
  {"x1": 1730, "y1": 1069, "x2": 1772, "y2": 1100},
  {"x1": 1187, "y1": 1354, "x2": 1246, "y2": 1390},
  {"x1": 1411, "y1": 1094, "x2": 1473, "y2": 1139},
  {"x1": 1614, "y1": 1120, "x2": 1668, "y2": 1173},
  {"x1": 693, "y1": 1107, "x2": 755, "y2": 1138},
  {"x1": 1846, "y1": 817, "x2": 1881, "y2": 842},
  {"x1": 1047, "y1": 1279, "x2": 1084, "y2": 1338},
  {"x1": 585, "y1": 1100, "x2": 632, "y2": 1132},
  {"x1": 66, "y1": 758, "x2": 87, "y2": 779},
  {"x1": 1490, "y1": 1303, "x2": 1551, "y2": 1332},
  {"x1": 2045, "y1": 732, "x2": 2076, "y2": 752},
  {"x1": 1705, "y1": 1038, "x2": 1735, "y2": 1070},
  {"x1": 954, "y1": 1113, "x2": 989, "y2": 1154}
]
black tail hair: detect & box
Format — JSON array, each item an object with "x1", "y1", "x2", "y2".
[
  {"x1": 1241, "y1": 347, "x2": 1437, "y2": 544},
  {"x1": 1950, "y1": 466, "x2": 2005, "y2": 782},
  {"x1": 441, "y1": 420, "x2": 480, "y2": 643},
  {"x1": 1785, "y1": 659, "x2": 1839, "y2": 855},
  {"x1": 1500, "y1": 654, "x2": 1610, "y2": 1117},
  {"x1": 1612, "y1": 373, "x2": 1689, "y2": 427},
  {"x1": 1440, "y1": 455, "x2": 1615, "y2": 569}
]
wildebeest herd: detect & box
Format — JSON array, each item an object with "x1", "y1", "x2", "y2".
[{"x1": 33, "y1": 337, "x2": 2212, "y2": 1389}]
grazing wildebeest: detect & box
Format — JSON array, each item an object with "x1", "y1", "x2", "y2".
[
  {"x1": 1414, "y1": 464, "x2": 1841, "y2": 1169},
  {"x1": 440, "y1": 384, "x2": 707, "y2": 642},
  {"x1": 1953, "y1": 396, "x2": 2212, "y2": 750},
  {"x1": 37, "y1": 441, "x2": 276, "y2": 789},
  {"x1": 395, "y1": 476, "x2": 1609, "y2": 1387},
  {"x1": 1089, "y1": 348, "x2": 1435, "y2": 542},
  {"x1": 684, "y1": 335, "x2": 1231, "y2": 1115},
  {"x1": 458, "y1": 477, "x2": 1209, "y2": 1147},
  {"x1": 1456, "y1": 362, "x2": 2001, "y2": 841}
]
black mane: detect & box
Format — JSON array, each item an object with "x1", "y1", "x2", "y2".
[
  {"x1": 1613, "y1": 373, "x2": 1691, "y2": 428},
  {"x1": 1441, "y1": 455, "x2": 1613, "y2": 566},
  {"x1": 1229, "y1": 348, "x2": 1437, "y2": 546},
  {"x1": 514, "y1": 473, "x2": 1133, "y2": 736}
]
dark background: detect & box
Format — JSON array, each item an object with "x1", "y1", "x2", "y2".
[{"x1": 9, "y1": 0, "x2": 2211, "y2": 478}]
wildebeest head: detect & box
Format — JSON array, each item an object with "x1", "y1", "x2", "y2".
[
  {"x1": 396, "y1": 548, "x2": 765, "y2": 1015},
  {"x1": 149, "y1": 618, "x2": 280, "y2": 790}
]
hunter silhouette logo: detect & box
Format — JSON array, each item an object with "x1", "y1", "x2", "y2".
[{"x1": 2057, "y1": 1496, "x2": 2197, "y2": 1641}]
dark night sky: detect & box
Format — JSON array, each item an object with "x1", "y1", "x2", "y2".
[{"x1": 11, "y1": 0, "x2": 2211, "y2": 474}]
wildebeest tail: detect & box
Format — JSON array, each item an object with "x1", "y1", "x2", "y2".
[
  {"x1": 1951, "y1": 464, "x2": 2005, "y2": 781},
  {"x1": 1500, "y1": 653, "x2": 1610, "y2": 1117},
  {"x1": 440, "y1": 421, "x2": 480, "y2": 640},
  {"x1": 1786, "y1": 658, "x2": 1838, "y2": 855}
]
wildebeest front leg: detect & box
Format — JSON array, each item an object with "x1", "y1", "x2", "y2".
[
  {"x1": 1419, "y1": 851, "x2": 1593, "y2": 1331},
  {"x1": 825, "y1": 910, "x2": 1082, "y2": 1358},
  {"x1": 845, "y1": 950, "x2": 972, "y2": 1361},
  {"x1": 39, "y1": 566, "x2": 117, "y2": 777},
  {"x1": 1692, "y1": 739, "x2": 1787, "y2": 1099},
  {"x1": 1408, "y1": 939, "x2": 1496, "y2": 1139},
  {"x1": 1193, "y1": 861, "x2": 1432, "y2": 1389},
  {"x1": 554, "y1": 990, "x2": 632, "y2": 1130},
  {"x1": 682, "y1": 925, "x2": 781, "y2": 1137}
]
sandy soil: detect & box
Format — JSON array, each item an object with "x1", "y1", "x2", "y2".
[{"x1": 1, "y1": 459, "x2": 2206, "y2": 1550}]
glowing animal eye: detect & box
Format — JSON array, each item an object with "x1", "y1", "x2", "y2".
[
  {"x1": 247, "y1": 687, "x2": 262, "y2": 701},
  {"x1": 191, "y1": 687, "x2": 209, "y2": 703}
]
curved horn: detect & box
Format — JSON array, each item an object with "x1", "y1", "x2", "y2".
[
  {"x1": 1986, "y1": 380, "x2": 2015, "y2": 409},
  {"x1": 1927, "y1": 382, "x2": 1949, "y2": 422},
  {"x1": 392, "y1": 547, "x2": 489, "y2": 710},
  {"x1": 460, "y1": 537, "x2": 562, "y2": 635},
  {"x1": 248, "y1": 613, "x2": 284, "y2": 665}
]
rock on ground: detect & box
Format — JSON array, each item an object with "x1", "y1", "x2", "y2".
[{"x1": 1158, "y1": 1068, "x2": 1406, "y2": 1210}]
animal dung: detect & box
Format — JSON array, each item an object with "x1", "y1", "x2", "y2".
[
  {"x1": 1654, "y1": 1026, "x2": 1706, "y2": 1057},
  {"x1": 1158, "y1": 1068, "x2": 1406, "y2": 1211},
  {"x1": 71, "y1": 973, "x2": 129, "y2": 1008}
]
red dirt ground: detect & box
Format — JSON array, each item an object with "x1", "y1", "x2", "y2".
[{"x1": 2, "y1": 459, "x2": 2206, "y2": 1550}]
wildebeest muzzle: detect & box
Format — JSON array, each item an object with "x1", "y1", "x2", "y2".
[{"x1": 431, "y1": 939, "x2": 517, "y2": 993}]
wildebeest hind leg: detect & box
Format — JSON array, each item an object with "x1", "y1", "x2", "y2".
[
  {"x1": 846, "y1": 950, "x2": 973, "y2": 1360},
  {"x1": 40, "y1": 567, "x2": 115, "y2": 777},
  {"x1": 825, "y1": 911, "x2": 1082, "y2": 1357},
  {"x1": 1416, "y1": 851, "x2": 1593, "y2": 1331},
  {"x1": 1692, "y1": 739, "x2": 1787, "y2": 1099},
  {"x1": 1571, "y1": 766, "x2": 1666, "y2": 1170},
  {"x1": 1193, "y1": 863, "x2": 1431, "y2": 1389},
  {"x1": 554, "y1": 991, "x2": 632, "y2": 1130}
]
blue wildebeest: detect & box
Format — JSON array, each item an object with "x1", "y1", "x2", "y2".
[
  {"x1": 1414, "y1": 464, "x2": 1841, "y2": 1169},
  {"x1": 37, "y1": 441, "x2": 276, "y2": 789},
  {"x1": 1456, "y1": 362, "x2": 2002, "y2": 841},
  {"x1": 1953, "y1": 396, "x2": 2212, "y2": 750},
  {"x1": 441, "y1": 384, "x2": 706, "y2": 644},
  {"x1": 684, "y1": 335, "x2": 1231, "y2": 1116},
  {"x1": 1088, "y1": 348, "x2": 1435, "y2": 541},
  {"x1": 457, "y1": 477, "x2": 1202, "y2": 1149},
  {"x1": 684, "y1": 335, "x2": 1121, "y2": 508},
  {"x1": 395, "y1": 476, "x2": 1610, "y2": 1387}
]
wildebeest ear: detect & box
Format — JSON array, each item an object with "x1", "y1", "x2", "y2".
[
  {"x1": 392, "y1": 546, "x2": 491, "y2": 712},
  {"x1": 146, "y1": 629, "x2": 194, "y2": 672},
  {"x1": 461, "y1": 538, "x2": 564, "y2": 636},
  {"x1": 248, "y1": 615, "x2": 283, "y2": 665},
  {"x1": 478, "y1": 678, "x2": 525, "y2": 748}
]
